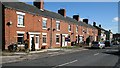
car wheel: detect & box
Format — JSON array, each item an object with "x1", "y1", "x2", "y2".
[
  {"x1": 102, "y1": 47, "x2": 105, "y2": 49},
  {"x1": 99, "y1": 46, "x2": 103, "y2": 49}
]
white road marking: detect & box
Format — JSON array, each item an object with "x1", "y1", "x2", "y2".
[
  {"x1": 94, "y1": 53, "x2": 99, "y2": 56},
  {"x1": 52, "y1": 60, "x2": 78, "y2": 68},
  {"x1": 106, "y1": 49, "x2": 118, "y2": 52}
]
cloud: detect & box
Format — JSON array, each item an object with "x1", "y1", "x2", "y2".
[{"x1": 112, "y1": 17, "x2": 120, "y2": 22}]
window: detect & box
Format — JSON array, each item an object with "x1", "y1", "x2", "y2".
[
  {"x1": 17, "y1": 34, "x2": 24, "y2": 44},
  {"x1": 42, "y1": 19, "x2": 47, "y2": 29},
  {"x1": 87, "y1": 28, "x2": 89, "y2": 34},
  {"x1": 76, "y1": 25, "x2": 78, "y2": 32},
  {"x1": 42, "y1": 35, "x2": 47, "y2": 43},
  {"x1": 17, "y1": 14, "x2": 24, "y2": 26},
  {"x1": 56, "y1": 21, "x2": 60, "y2": 31},
  {"x1": 36, "y1": 36, "x2": 39, "y2": 43},
  {"x1": 68, "y1": 35, "x2": 71, "y2": 42},
  {"x1": 68, "y1": 24, "x2": 71, "y2": 32},
  {"x1": 56, "y1": 35, "x2": 59, "y2": 43}
]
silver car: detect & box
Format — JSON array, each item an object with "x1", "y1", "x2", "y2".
[{"x1": 91, "y1": 41, "x2": 105, "y2": 49}]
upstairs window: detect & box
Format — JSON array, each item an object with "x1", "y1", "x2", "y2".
[
  {"x1": 42, "y1": 19, "x2": 47, "y2": 29},
  {"x1": 56, "y1": 21, "x2": 60, "y2": 31},
  {"x1": 68, "y1": 24, "x2": 71, "y2": 32},
  {"x1": 76, "y1": 25, "x2": 78, "y2": 32},
  {"x1": 16, "y1": 11, "x2": 25, "y2": 27},
  {"x1": 17, "y1": 15, "x2": 24, "y2": 26}
]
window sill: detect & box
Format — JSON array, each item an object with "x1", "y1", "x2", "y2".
[
  {"x1": 42, "y1": 43, "x2": 47, "y2": 45},
  {"x1": 17, "y1": 25, "x2": 25, "y2": 28},
  {"x1": 68, "y1": 42, "x2": 71, "y2": 43},
  {"x1": 42, "y1": 28, "x2": 47, "y2": 30},
  {"x1": 57, "y1": 30, "x2": 60, "y2": 31},
  {"x1": 17, "y1": 44, "x2": 25, "y2": 47},
  {"x1": 56, "y1": 43, "x2": 60, "y2": 44}
]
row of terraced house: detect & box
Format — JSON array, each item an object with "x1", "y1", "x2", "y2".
[{"x1": 1, "y1": 0, "x2": 112, "y2": 51}]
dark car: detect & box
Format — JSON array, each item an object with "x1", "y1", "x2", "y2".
[
  {"x1": 104, "y1": 40, "x2": 111, "y2": 47},
  {"x1": 91, "y1": 41, "x2": 105, "y2": 49}
]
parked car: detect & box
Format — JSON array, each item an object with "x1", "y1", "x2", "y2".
[
  {"x1": 91, "y1": 41, "x2": 105, "y2": 49},
  {"x1": 104, "y1": 40, "x2": 111, "y2": 47}
]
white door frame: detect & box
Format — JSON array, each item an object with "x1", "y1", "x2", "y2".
[
  {"x1": 28, "y1": 32, "x2": 41, "y2": 50},
  {"x1": 35, "y1": 36, "x2": 39, "y2": 50},
  {"x1": 30, "y1": 35, "x2": 34, "y2": 50},
  {"x1": 62, "y1": 34, "x2": 68, "y2": 47}
]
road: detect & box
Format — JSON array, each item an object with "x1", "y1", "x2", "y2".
[{"x1": 2, "y1": 45, "x2": 120, "y2": 68}]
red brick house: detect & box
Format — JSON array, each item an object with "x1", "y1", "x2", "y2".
[{"x1": 1, "y1": 0, "x2": 98, "y2": 51}]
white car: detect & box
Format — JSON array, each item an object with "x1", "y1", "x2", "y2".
[{"x1": 91, "y1": 41, "x2": 105, "y2": 49}]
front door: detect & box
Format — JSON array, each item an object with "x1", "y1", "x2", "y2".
[
  {"x1": 62, "y1": 35, "x2": 67, "y2": 47},
  {"x1": 35, "y1": 36, "x2": 39, "y2": 50},
  {"x1": 30, "y1": 35, "x2": 34, "y2": 50}
]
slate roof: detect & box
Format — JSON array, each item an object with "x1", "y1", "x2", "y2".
[
  {"x1": 2, "y1": 2, "x2": 96, "y2": 29},
  {"x1": 2, "y1": 2, "x2": 67, "y2": 21},
  {"x1": 94, "y1": 26, "x2": 107, "y2": 31},
  {"x1": 88, "y1": 24, "x2": 96, "y2": 29}
]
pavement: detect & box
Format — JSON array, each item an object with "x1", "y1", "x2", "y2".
[{"x1": 1, "y1": 46, "x2": 88, "y2": 64}]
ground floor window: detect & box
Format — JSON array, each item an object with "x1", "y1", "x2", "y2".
[
  {"x1": 35, "y1": 36, "x2": 39, "y2": 43},
  {"x1": 42, "y1": 35, "x2": 47, "y2": 43},
  {"x1": 67, "y1": 35, "x2": 71, "y2": 42},
  {"x1": 17, "y1": 34, "x2": 24, "y2": 44},
  {"x1": 56, "y1": 35, "x2": 60, "y2": 43}
]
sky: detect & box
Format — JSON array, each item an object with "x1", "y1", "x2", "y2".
[{"x1": 24, "y1": 1, "x2": 118, "y2": 34}]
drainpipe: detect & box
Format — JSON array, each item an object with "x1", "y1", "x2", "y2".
[{"x1": 49, "y1": 18, "x2": 53, "y2": 49}]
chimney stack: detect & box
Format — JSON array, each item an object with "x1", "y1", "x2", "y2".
[
  {"x1": 99, "y1": 24, "x2": 101, "y2": 27},
  {"x1": 83, "y1": 19, "x2": 88, "y2": 24},
  {"x1": 93, "y1": 22, "x2": 96, "y2": 26},
  {"x1": 33, "y1": 0, "x2": 44, "y2": 10},
  {"x1": 58, "y1": 8, "x2": 66, "y2": 17},
  {"x1": 109, "y1": 30, "x2": 111, "y2": 32},
  {"x1": 73, "y1": 15, "x2": 80, "y2": 21}
]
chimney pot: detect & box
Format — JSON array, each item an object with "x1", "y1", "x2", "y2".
[
  {"x1": 93, "y1": 22, "x2": 96, "y2": 26},
  {"x1": 58, "y1": 8, "x2": 66, "y2": 17},
  {"x1": 99, "y1": 24, "x2": 101, "y2": 27},
  {"x1": 33, "y1": 0, "x2": 44, "y2": 10},
  {"x1": 83, "y1": 19, "x2": 88, "y2": 24},
  {"x1": 73, "y1": 15, "x2": 80, "y2": 21}
]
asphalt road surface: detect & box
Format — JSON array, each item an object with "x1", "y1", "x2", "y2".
[{"x1": 2, "y1": 45, "x2": 120, "y2": 68}]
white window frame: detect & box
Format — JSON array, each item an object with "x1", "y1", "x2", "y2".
[
  {"x1": 68, "y1": 24, "x2": 71, "y2": 32},
  {"x1": 42, "y1": 17, "x2": 47, "y2": 30},
  {"x1": 68, "y1": 34, "x2": 71, "y2": 43},
  {"x1": 42, "y1": 33, "x2": 47, "y2": 45},
  {"x1": 42, "y1": 18, "x2": 47, "y2": 30},
  {"x1": 16, "y1": 11, "x2": 25, "y2": 27},
  {"x1": 16, "y1": 31, "x2": 25, "y2": 45},
  {"x1": 87, "y1": 28, "x2": 88, "y2": 34},
  {"x1": 76, "y1": 25, "x2": 78, "y2": 32},
  {"x1": 16, "y1": 31, "x2": 25, "y2": 34},
  {"x1": 56, "y1": 34, "x2": 60, "y2": 44},
  {"x1": 56, "y1": 21, "x2": 60, "y2": 31}
]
